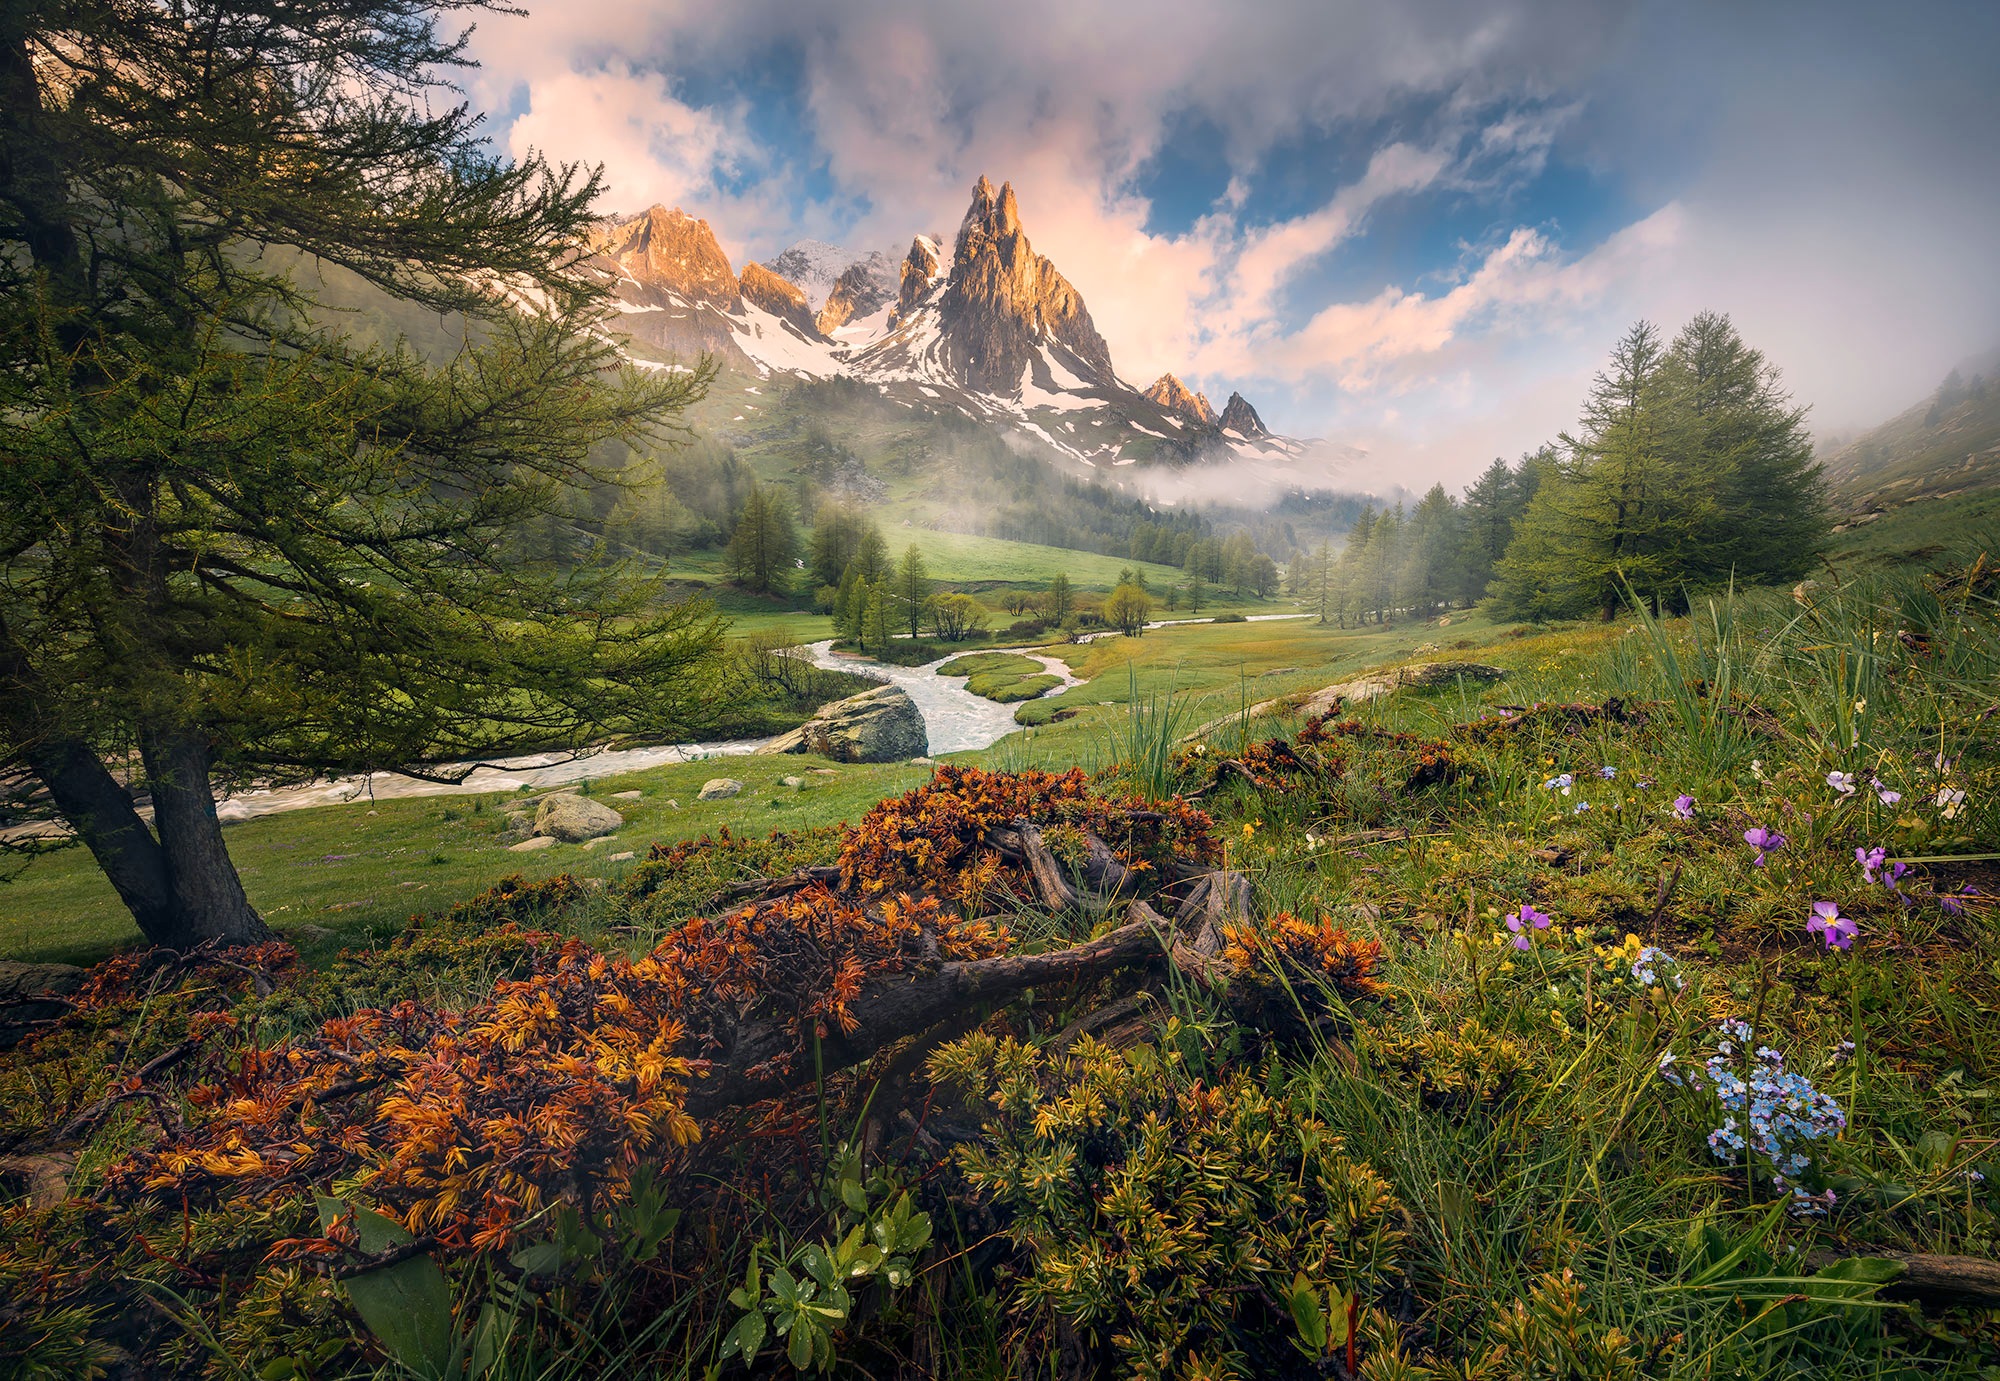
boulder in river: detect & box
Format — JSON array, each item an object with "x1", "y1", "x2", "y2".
[
  {"x1": 534, "y1": 793, "x2": 624, "y2": 843},
  {"x1": 760, "y1": 684, "x2": 929, "y2": 764}
]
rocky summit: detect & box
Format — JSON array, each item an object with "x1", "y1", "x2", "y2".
[
  {"x1": 587, "y1": 206, "x2": 743, "y2": 356},
  {"x1": 738, "y1": 262, "x2": 823, "y2": 340},
  {"x1": 1218, "y1": 391, "x2": 1270, "y2": 438},
  {"x1": 936, "y1": 177, "x2": 1114, "y2": 395},
  {"x1": 1144, "y1": 373, "x2": 1217, "y2": 426},
  {"x1": 815, "y1": 253, "x2": 899, "y2": 335}
]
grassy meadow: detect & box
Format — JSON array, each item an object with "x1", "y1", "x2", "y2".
[{"x1": 3, "y1": 516, "x2": 1997, "y2": 1379}]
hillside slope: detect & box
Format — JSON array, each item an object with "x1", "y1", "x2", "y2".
[{"x1": 1822, "y1": 347, "x2": 2000, "y2": 507}]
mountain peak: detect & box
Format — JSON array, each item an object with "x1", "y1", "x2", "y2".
[
  {"x1": 1144, "y1": 374, "x2": 1216, "y2": 426},
  {"x1": 937, "y1": 177, "x2": 1113, "y2": 394},
  {"x1": 589, "y1": 205, "x2": 738, "y2": 311},
  {"x1": 739, "y1": 261, "x2": 822, "y2": 340},
  {"x1": 1218, "y1": 391, "x2": 1270, "y2": 438}
]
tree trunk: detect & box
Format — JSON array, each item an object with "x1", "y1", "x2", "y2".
[
  {"x1": 138, "y1": 722, "x2": 271, "y2": 948},
  {"x1": 17, "y1": 733, "x2": 181, "y2": 940}
]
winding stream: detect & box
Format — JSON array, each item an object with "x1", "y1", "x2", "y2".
[
  {"x1": 89, "y1": 615, "x2": 1284, "y2": 827},
  {"x1": 192, "y1": 641, "x2": 1084, "y2": 824}
]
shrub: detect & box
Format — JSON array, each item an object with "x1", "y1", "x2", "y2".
[{"x1": 932, "y1": 1031, "x2": 1405, "y2": 1380}]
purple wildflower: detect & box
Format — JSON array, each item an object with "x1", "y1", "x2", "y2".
[
  {"x1": 1826, "y1": 770, "x2": 1857, "y2": 796},
  {"x1": 1870, "y1": 777, "x2": 1902, "y2": 806},
  {"x1": 1806, "y1": 901, "x2": 1858, "y2": 951},
  {"x1": 1673, "y1": 794, "x2": 1696, "y2": 820},
  {"x1": 1743, "y1": 826, "x2": 1787, "y2": 868},
  {"x1": 1856, "y1": 845, "x2": 1885, "y2": 883},
  {"x1": 1598, "y1": 765, "x2": 1618, "y2": 780},
  {"x1": 1504, "y1": 903, "x2": 1551, "y2": 950},
  {"x1": 1544, "y1": 773, "x2": 1574, "y2": 795}
]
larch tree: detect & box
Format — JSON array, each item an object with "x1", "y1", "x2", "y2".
[
  {"x1": 726, "y1": 483, "x2": 798, "y2": 593},
  {"x1": 895, "y1": 546, "x2": 929, "y2": 638},
  {"x1": 0, "y1": 0, "x2": 726, "y2": 948}
]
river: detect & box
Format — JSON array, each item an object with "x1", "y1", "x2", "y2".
[{"x1": 189, "y1": 640, "x2": 1083, "y2": 824}]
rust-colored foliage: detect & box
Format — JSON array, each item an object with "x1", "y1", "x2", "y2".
[
  {"x1": 109, "y1": 885, "x2": 1009, "y2": 1254},
  {"x1": 1224, "y1": 911, "x2": 1387, "y2": 1002},
  {"x1": 837, "y1": 764, "x2": 1218, "y2": 901}
]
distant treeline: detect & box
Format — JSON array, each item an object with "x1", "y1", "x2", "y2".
[{"x1": 1285, "y1": 312, "x2": 1828, "y2": 625}]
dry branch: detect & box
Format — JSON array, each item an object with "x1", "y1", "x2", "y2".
[
  {"x1": 1806, "y1": 1250, "x2": 2000, "y2": 1308},
  {"x1": 685, "y1": 908, "x2": 1172, "y2": 1116}
]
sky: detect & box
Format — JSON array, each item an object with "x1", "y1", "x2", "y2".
[{"x1": 464, "y1": 0, "x2": 2000, "y2": 491}]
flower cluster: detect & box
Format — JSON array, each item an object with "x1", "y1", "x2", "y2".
[
  {"x1": 1657, "y1": 1018, "x2": 1848, "y2": 1211},
  {"x1": 1629, "y1": 945, "x2": 1685, "y2": 990}
]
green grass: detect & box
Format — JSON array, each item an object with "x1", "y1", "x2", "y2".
[
  {"x1": 0, "y1": 610, "x2": 1517, "y2": 965},
  {"x1": 8, "y1": 546, "x2": 2000, "y2": 1377},
  {"x1": 0, "y1": 754, "x2": 940, "y2": 966}
]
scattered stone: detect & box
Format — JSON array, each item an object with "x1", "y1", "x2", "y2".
[
  {"x1": 809, "y1": 768, "x2": 838, "y2": 777},
  {"x1": 499, "y1": 810, "x2": 535, "y2": 842},
  {"x1": 781, "y1": 775, "x2": 806, "y2": 788},
  {"x1": 533, "y1": 793, "x2": 624, "y2": 843},
  {"x1": 0, "y1": 1152, "x2": 74, "y2": 1210},
  {"x1": 0, "y1": 961, "x2": 87, "y2": 1049},
  {"x1": 607, "y1": 851, "x2": 636, "y2": 862},
  {"x1": 908, "y1": 756, "x2": 935, "y2": 767},
  {"x1": 577, "y1": 877, "x2": 607, "y2": 892},
  {"x1": 581, "y1": 836, "x2": 619, "y2": 850},
  {"x1": 665, "y1": 799, "x2": 681, "y2": 809},
  {"x1": 1182, "y1": 661, "x2": 1508, "y2": 743},
  {"x1": 366, "y1": 810, "x2": 378, "y2": 816},
  {"x1": 291, "y1": 924, "x2": 334, "y2": 942},
  {"x1": 759, "y1": 684, "x2": 929, "y2": 763},
  {"x1": 508, "y1": 836, "x2": 557, "y2": 852},
  {"x1": 698, "y1": 778, "x2": 743, "y2": 801},
  {"x1": 611, "y1": 790, "x2": 644, "y2": 800}
]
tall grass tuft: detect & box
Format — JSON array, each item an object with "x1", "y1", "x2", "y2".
[{"x1": 1101, "y1": 664, "x2": 1200, "y2": 803}]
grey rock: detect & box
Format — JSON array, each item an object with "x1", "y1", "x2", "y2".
[
  {"x1": 508, "y1": 835, "x2": 557, "y2": 852},
  {"x1": 0, "y1": 961, "x2": 87, "y2": 1049},
  {"x1": 781, "y1": 775, "x2": 806, "y2": 788},
  {"x1": 759, "y1": 684, "x2": 929, "y2": 763},
  {"x1": 698, "y1": 779, "x2": 743, "y2": 801},
  {"x1": 611, "y1": 790, "x2": 644, "y2": 800},
  {"x1": 1182, "y1": 661, "x2": 1508, "y2": 744},
  {"x1": 533, "y1": 793, "x2": 624, "y2": 843},
  {"x1": 908, "y1": 756, "x2": 935, "y2": 766},
  {"x1": 607, "y1": 851, "x2": 636, "y2": 862}
]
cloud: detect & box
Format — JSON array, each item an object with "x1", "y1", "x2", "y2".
[{"x1": 460, "y1": 0, "x2": 2000, "y2": 490}]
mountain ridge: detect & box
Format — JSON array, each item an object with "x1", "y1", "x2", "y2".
[{"x1": 582, "y1": 181, "x2": 1321, "y2": 481}]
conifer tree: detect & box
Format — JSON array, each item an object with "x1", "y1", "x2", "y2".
[
  {"x1": 726, "y1": 484, "x2": 799, "y2": 593},
  {"x1": 0, "y1": 0, "x2": 725, "y2": 947},
  {"x1": 895, "y1": 546, "x2": 930, "y2": 638},
  {"x1": 1044, "y1": 573, "x2": 1075, "y2": 624}
]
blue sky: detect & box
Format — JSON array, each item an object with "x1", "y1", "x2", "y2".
[{"x1": 467, "y1": 0, "x2": 2000, "y2": 489}]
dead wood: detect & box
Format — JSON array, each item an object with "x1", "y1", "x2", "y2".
[
  {"x1": 1804, "y1": 1249, "x2": 2000, "y2": 1308},
  {"x1": 709, "y1": 866, "x2": 844, "y2": 908},
  {"x1": 685, "y1": 907, "x2": 1173, "y2": 1116}
]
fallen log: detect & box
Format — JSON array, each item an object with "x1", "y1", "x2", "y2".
[
  {"x1": 1805, "y1": 1249, "x2": 2000, "y2": 1309},
  {"x1": 685, "y1": 907, "x2": 1170, "y2": 1115},
  {"x1": 708, "y1": 865, "x2": 844, "y2": 908}
]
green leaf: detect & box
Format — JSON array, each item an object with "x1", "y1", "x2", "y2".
[
  {"x1": 840, "y1": 1178, "x2": 869, "y2": 1214},
  {"x1": 258, "y1": 1361, "x2": 299, "y2": 1381},
  {"x1": 1284, "y1": 1272, "x2": 1327, "y2": 1354},
  {"x1": 720, "y1": 1311, "x2": 767, "y2": 1363},
  {"x1": 315, "y1": 1197, "x2": 456, "y2": 1381},
  {"x1": 801, "y1": 1244, "x2": 836, "y2": 1288},
  {"x1": 509, "y1": 1242, "x2": 564, "y2": 1278},
  {"x1": 787, "y1": 1318, "x2": 815, "y2": 1370}
]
